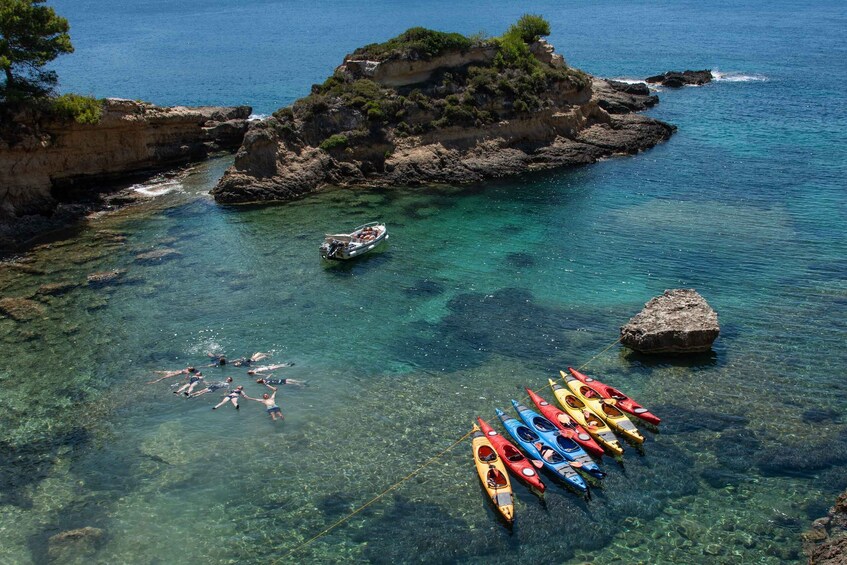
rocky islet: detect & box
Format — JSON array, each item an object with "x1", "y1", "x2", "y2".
[{"x1": 212, "y1": 27, "x2": 676, "y2": 204}]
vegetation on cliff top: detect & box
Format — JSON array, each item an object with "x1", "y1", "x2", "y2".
[
  {"x1": 1, "y1": 0, "x2": 102, "y2": 127},
  {"x1": 267, "y1": 15, "x2": 589, "y2": 155},
  {"x1": 351, "y1": 27, "x2": 477, "y2": 62}
]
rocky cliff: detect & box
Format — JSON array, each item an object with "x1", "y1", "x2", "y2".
[
  {"x1": 0, "y1": 99, "x2": 251, "y2": 251},
  {"x1": 212, "y1": 28, "x2": 673, "y2": 204},
  {"x1": 804, "y1": 490, "x2": 847, "y2": 564}
]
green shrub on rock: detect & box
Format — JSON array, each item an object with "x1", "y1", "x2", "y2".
[
  {"x1": 319, "y1": 134, "x2": 348, "y2": 151},
  {"x1": 49, "y1": 93, "x2": 102, "y2": 124}
]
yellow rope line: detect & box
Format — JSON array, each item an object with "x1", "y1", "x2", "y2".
[
  {"x1": 277, "y1": 429, "x2": 475, "y2": 562},
  {"x1": 278, "y1": 335, "x2": 622, "y2": 561},
  {"x1": 577, "y1": 336, "x2": 623, "y2": 372}
]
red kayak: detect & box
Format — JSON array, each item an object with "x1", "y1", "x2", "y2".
[
  {"x1": 525, "y1": 388, "x2": 606, "y2": 459},
  {"x1": 477, "y1": 417, "x2": 545, "y2": 496},
  {"x1": 567, "y1": 367, "x2": 661, "y2": 426}
]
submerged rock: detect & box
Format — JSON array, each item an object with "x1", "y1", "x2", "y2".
[
  {"x1": 0, "y1": 296, "x2": 46, "y2": 321},
  {"x1": 804, "y1": 490, "x2": 847, "y2": 565},
  {"x1": 47, "y1": 526, "x2": 105, "y2": 562},
  {"x1": 34, "y1": 281, "x2": 78, "y2": 297},
  {"x1": 621, "y1": 289, "x2": 720, "y2": 354},
  {"x1": 86, "y1": 269, "x2": 126, "y2": 286},
  {"x1": 134, "y1": 247, "x2": 181, "y2": 264},
  {"x1": 645, "y1": 70, "x2": 713, "y2": 88}
]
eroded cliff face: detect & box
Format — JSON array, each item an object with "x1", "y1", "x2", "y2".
[
  {"x1": 212, "y1": 40, "x2": 673, "y2": 204},
  {"x1": 0, "y1": 99, "x2": 251, "y2": 250}
]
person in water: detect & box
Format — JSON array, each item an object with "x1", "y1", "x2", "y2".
[
  {"x1": 147, "y1": 366, "x2": 196, "y2": 384},
  {"x1": 255, "y1": 376, "x2": 307, "y2": 387},
  {"x1": 189, "y1": 376, "x2": 233, "y2": 397},
  {"x1": 247, "y1": 362, "x2": 294, "y2": 375},
  {"x1": 207, "y1": 352, "x2": 269, "y2": 367},
  {"x1": 212, "y1": 385, "x2": 246, "y2": 410},
  {"x1": 246, "y1": 383, "x2": 284, "y2": 421},
  {"x1": 174, "y1": 371, "x2": 205, "y2": 396}
]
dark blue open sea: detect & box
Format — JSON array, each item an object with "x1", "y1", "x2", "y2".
[{"x1": 1, "y1": 0, "x2": 846, "y2": 562}]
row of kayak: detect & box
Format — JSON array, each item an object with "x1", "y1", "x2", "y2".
[{"x1": 472, "y1": 367, "x2": 662, "y2": 524}]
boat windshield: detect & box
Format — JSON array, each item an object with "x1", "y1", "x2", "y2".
[
  {"x1": 566, "y1": 396, "x2": 585, "y2": 408},
  {"x1": 556, "y1": 437, "x2": 578, "y2": 452},
  {"x1": 602, "y1": 403, "x2": 623, "y2": 417},
  {"x1": 478, "y1": 446, "x2": 497, "y2": 462},
  {"x1": 504, "y1": 446, "x2": 523, "y2": 461},
  {"x1": 533, "y1": 417, "x2": 556, "y2": 432},
  {"x1": 516, "y1": 427, "x2": 538, "y2": 442}
]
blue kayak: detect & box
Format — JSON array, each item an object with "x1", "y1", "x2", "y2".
[
  {"x1": 496, "y1": 408, "x2": 589, "y2": 496},
  {"x1": 512, "y1": 400, "x2": 607, "y2": 481}
]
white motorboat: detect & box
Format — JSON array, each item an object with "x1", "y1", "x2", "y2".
[{"x1": 319, "y1": 222, "x2": 388, "y2": 260}]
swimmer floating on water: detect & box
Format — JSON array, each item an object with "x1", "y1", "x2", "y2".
[
  {"x1": 189, "y1": 376, "x2": 233, "y2": 397},
  {"x1": 174, "y1": 371, "x2": 205, "y2": 396},
  {"x1": 246, "y1": 382, "x2": 284, "y2": 422},
  {"x1": 207, "y1": 352, "x2": 269, "y2": 367},
  {"x1": 255, "y1": 375, "x2": 307, "y2": 387},
  {"x1": 212, "y1": 385, "x2": 247, "y2": 410},
  {"x1": 247, "y1": 362, "x2": 294, "y2": 375},
  {"x1": 147, "y1": 366, "x2": 196, "y2": 385}
]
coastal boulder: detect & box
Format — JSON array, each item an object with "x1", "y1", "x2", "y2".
[
  {"x1": 621, "y1": 289, "x2": 719, "y2": 354},
  {"x1": 804, "y1": 490, "x2": 847, "y2": 565},
  {"x1": 645, "y1": 70, "x2": 713, "y2": 88}
]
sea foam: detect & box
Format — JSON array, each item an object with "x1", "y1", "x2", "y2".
[
  {"x1": 131, "y1": 178, "x2": 184, "y2": 197},
  {"x1": 712, "y1": 70, "x2": 768, "y2": 82}
]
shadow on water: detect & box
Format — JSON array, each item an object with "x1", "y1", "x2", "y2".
[
  {"x1": 620, "y1": 348, "x2": 720, "y2": 369},
  {"x1": 348, "y1": 495, "x2": 486, "y2": 565},
  {"x1": 320, "y1": 249, "x2": 392, "y2": 277},
  {"x1": 398, "y1": 287, "x2": 612, "y2": 373},
  {"x1": 0, "y1": 428, "x2": 91, "y2": 508}
]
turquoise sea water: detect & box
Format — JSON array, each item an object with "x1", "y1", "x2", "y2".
[{"x1": 2, "y1": 0, "x2": 846, "y2": 563}]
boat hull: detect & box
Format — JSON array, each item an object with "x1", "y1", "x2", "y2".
[
  {"x1": 496, "y1": 409, "x2": 588, "y2": 495},
  {"x1": 562, "y1": 371, "x2": 645, "y2": 445},
  {"x1": 477, "y1": 417, "x2": 545, "y2": 496},
  {"x1": 512, "y1": 401, "x2": 606, "y2": 481},
  {"x1": 526, "y1": 387, "x2": 606, "y2": 458},
  {"x1": 549, "y1": 379, "x2": 625, "y2": 458},
  {"x1": 568, "y1": 367, "x2": 661, "y2": 426},
  {"x1": 320, "y1": 222, "x2": 388, "y2": 260},
  {"x1": 471, "y1": 424, "x2": 515, "y2": 523}
]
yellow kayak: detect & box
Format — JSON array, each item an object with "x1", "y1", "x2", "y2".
[
  {"x1": 549, "y1": 378, "x2": 625, "y2": 458},
  {"x1": 561, "y1": 370, "x2": 645, "y2": 445},
  {"x1": 471, "y1": 424, "x2": 515, "y2": 524}
]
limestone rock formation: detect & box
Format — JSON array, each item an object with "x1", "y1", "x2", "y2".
[
  {"x1": 804, "y1": 490, "x2": 847, "y2": 565},
  {"x1": 213, "y1": 30, "x2": 675, "y2": 204},
  {"x1": 646, "y1": 70, "x2": 713, "y2": 88},
  {"x1": 621, "y1": 289, "x2": 720, "y2": 354},
  {"x1": 0, "y1": 100, "x2": 251, "y2": 252}
]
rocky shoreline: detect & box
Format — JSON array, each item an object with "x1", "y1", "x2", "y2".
[
  {"x1": 804, "y1": 490, "x2": 847, "y2": 564},
  {"x1": 0, "y1": 100, "x2": 251, "y2": 253},
  {"x1": 212, "y1": 35, "x2": 676, "y2": 204}
]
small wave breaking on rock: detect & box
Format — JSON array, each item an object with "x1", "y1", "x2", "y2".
[{"x1": 712, "y1": 70, "x2": 768, "y2": 82}]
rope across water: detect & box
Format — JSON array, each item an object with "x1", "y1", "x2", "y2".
[{"x1": 276, "y1": 335, "x2": 623, "y2": 562}]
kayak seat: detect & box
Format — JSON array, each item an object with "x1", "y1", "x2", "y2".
[{"x1": 478, "y1": 446, "x2": 497, "y2": 462}]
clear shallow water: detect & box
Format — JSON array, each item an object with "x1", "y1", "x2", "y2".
[{"x1": 2, "y1": 0, "x2": 846, "y2": 563}]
